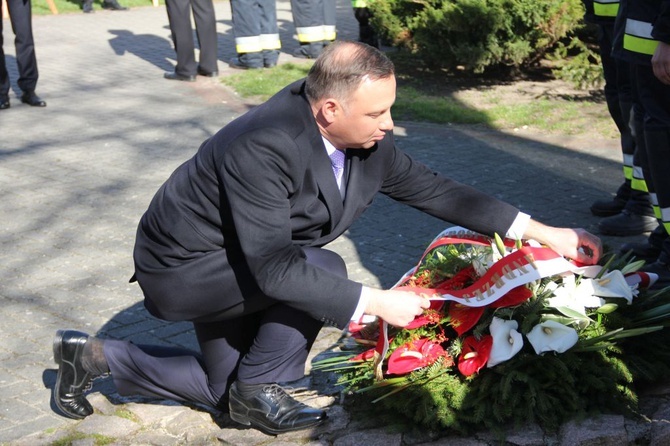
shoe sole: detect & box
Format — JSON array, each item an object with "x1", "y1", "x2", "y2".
[
  {"x1": 228, "y1": 393, "x2": 324, "y2": 435},
  {"x1": 52, "y1": 330, "x2": 88, "y2": 420}
]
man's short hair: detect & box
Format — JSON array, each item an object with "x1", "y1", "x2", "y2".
[{"x1": 305, "y1": 41, "x2": 395, "y2": 104}]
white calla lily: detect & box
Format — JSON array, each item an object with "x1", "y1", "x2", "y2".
[
  {"x1": 487, "y1": 317, "x2": 523, "y2": 367},
  {"x1": 592, "y1": 270, "x2": 635, "y2": 304},
  {"x1": 547, "y1": 275, "x2": 605, "y2": 315},
  {"x1": 527, "y1": 320, "x2": 579, "y2": 354}
]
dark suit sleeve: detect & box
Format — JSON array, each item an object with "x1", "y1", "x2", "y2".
[
  {"x1": 378, "y1": 139, "x2": 520, "y2": 238},
  {"x1": 220, "y1": 128, "x2": 362, "y2": 328}
]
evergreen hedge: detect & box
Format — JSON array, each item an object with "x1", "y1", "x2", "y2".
[{"x1": 367, "y1": 0, "x2": 586, "y2": 74}]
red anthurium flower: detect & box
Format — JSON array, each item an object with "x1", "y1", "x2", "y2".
[
  {"x1": 448, "y1": 303, "x2": 485, "y2": 336},
  {"x1": 457, "y1": 335, "x2": 493, "y2": 376},
  {"x1": 387, "y1": 338, "x2": 448, "y2": 375},
  {"x1": 405, "y1": 309, "x2": 443, "y2": 329},
  {"x1": 489, "y1": 285, "x2": 533, "y2": 308},
  {"x1": 351, "y1": 348, "x2": 377, "y2": 362}
]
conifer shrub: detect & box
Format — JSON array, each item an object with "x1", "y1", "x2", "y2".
[{"x1": 367, "y1": 0, "x2": 585, "y2": 74}]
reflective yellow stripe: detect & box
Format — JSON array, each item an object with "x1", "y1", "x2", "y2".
[
  {"x1": 352, "y1": 0, "x2": 367, "y2": 7},
  {"x1": 650, "y1": 193, "x2": 662, "y2": 219},
  {"x1": 593, "y1": 1, "x2": 619, "y2": 17},
  {"x1": 260, "y1": 33, "x2": 281, "y2": 50},
  {"x1": 624, "y1": 34, "x2": 660, "y2": 55},
  {"x1": 323, "y1": 25, "x2": 337, "y2": 42},
  {"x1": 296, "y1": 25, "x2": 327, "y2": 43},
  {"x1": 624, "y1": 18, "x2": 659, "y2": 55},
  {"x1": 235, "y1": 36, "x2": 263, "y2": 54}
]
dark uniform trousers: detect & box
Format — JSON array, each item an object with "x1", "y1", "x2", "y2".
[
  {"x1": 103, "y1": 247, "x2": 347, "y2": 409},
  {"x1": 165, "y1": 0, "x2": 218, "y2": 77},
  {"x1": 598, "y1": 22, "x2": 654, "y2": 216},
  {"x1": 230, "y1": 0, "x2": 280, "y2": 68},
  {"x1": 636, "y1": 65, "x2": 670, "y2": 262},
  {"x1": 290, "y1": 0, "x2": 336, "y2": 58},
  {"x1": 0, "y1": 0, "x2": 39, "y2": 97}
]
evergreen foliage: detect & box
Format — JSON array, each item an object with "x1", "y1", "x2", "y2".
[{"x1": 367, "y1": 0, "x2": 585, "y2": 73}]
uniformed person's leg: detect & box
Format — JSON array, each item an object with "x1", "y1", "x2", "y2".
[
  {"x1": 599, "y1": 63, "x2": 657, "y2": 236},
  {"x1": 291, "y1": 0, "x2": 325, "y2": 58},
  {"x1": 230, "y1": 0, "x2": 264, "y2": 68},
  {"x1": 637, "y1": 64, "x2": 670, "y2": 286},
  {"x1": 259, "y1": 0, "x2": 280, "y2": 67}
]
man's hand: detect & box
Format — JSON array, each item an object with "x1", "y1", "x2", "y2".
[
  {"x1": 363, "y1": 288, "x2": 431, "y2": 327},
  {"x1": 652, "y1": 42, "x2": 670, "y2": 85},
  {"x1": 523, "y1": 220, "x2": 602, "y2": 265}
]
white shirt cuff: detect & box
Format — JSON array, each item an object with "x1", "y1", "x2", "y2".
[
  {"x1": 350, "y1": 287, "x2": 370, "y2": 322},
  {"x1": 506, "y1": 212, "x2": 530, "y2": 240}
]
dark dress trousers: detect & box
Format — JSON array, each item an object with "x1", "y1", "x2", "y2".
[
  {"x1": 0, "y1": 0, "x2": 39, "y2": 97},
  {"x1": 104, "y1": 80, "x2": 521, "y2": 408},
  {"x1": 164, "y1": 0, "x2": 218, "y2": 76}
]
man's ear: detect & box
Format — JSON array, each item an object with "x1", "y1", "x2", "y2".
[{"x1": 321, "y1": 98, "x2": 340, "y2": 123}]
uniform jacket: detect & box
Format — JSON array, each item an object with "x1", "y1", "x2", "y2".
[
  {"x1": 614, "y1": 0, "x2": 670, "y2": 65},
  {"x1": 133, "y1": 80, "x2": 520, "y2": 329}
]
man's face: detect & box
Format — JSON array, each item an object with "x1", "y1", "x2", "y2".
[{"x1": 329, "y1": 75, "x2": 396, "y2": 149}]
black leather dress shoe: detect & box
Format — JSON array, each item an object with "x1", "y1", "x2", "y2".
[
  {"x1": 0, "y1": 96, "x2": 9, "y2": 110},
  {"x1": 228, "y1": 57, "x2": 261, "y2": 70},
  {"x1": 197, "y1": 67, "x2": 219, "y2": 77},
  {"x1": 228, "y1": 382, "x2": 327, "y2": 435},
  {"x1": 102, "y1": 0, "x2": 128, "y2": 10},
  {"x1": 164, "y1": 71, "x2": 196, "y2": 82},
  {"x1": 20, "y1": 91, "x2": 46, "y2": 107},
  {"x1": 53, "y1": 329, "x2": 97, "y2": 419},
  {"x1": 598, "y1": 210, "x2": 658, "y2": 236}
]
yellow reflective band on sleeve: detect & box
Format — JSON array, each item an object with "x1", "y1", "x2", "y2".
[
  {"x1": 296, "y1": 26, "x2": 327, "y2": 43},
  {"x1": 235, "y1": 36, "x2": 263, "y2": 53},
  {"x1": 260, "y1": 33, "x2": 281, "y2": 50},
  {"x1": 352, "y1": 0, "x2": 367, "y2": 7},
  {"x1": 593, "y1": 1, "x2": 619, "y2": 17},
  {"x1": 624, "y1": 34, "x2": 660, "y2": 55},
  {"x1": 624, "y1": 19, "x2": 659, "y2": 55}
]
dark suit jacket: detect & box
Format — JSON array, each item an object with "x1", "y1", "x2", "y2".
[{"x1": 133, "y1": 80, "x2": 520, "y2": 329}]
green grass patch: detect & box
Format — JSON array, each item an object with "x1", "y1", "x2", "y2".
[
  {"x1": 31, "y1": 0, "x2": 165, "y2": 15},
  {"x1": 218, "y1": 62, "x2": 614, "y2": 136},
  {"x1": 221, "y1": 62, "x2": 313, "y2": 101}
]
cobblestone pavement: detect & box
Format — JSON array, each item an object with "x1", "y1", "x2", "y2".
[{"x1": 1, "y1": 1, "x2": 667, "y2": 445}]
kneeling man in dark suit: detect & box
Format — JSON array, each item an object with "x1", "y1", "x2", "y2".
[{"x1": 52, "y1": 41, "x2": 602, "y2": 435}]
